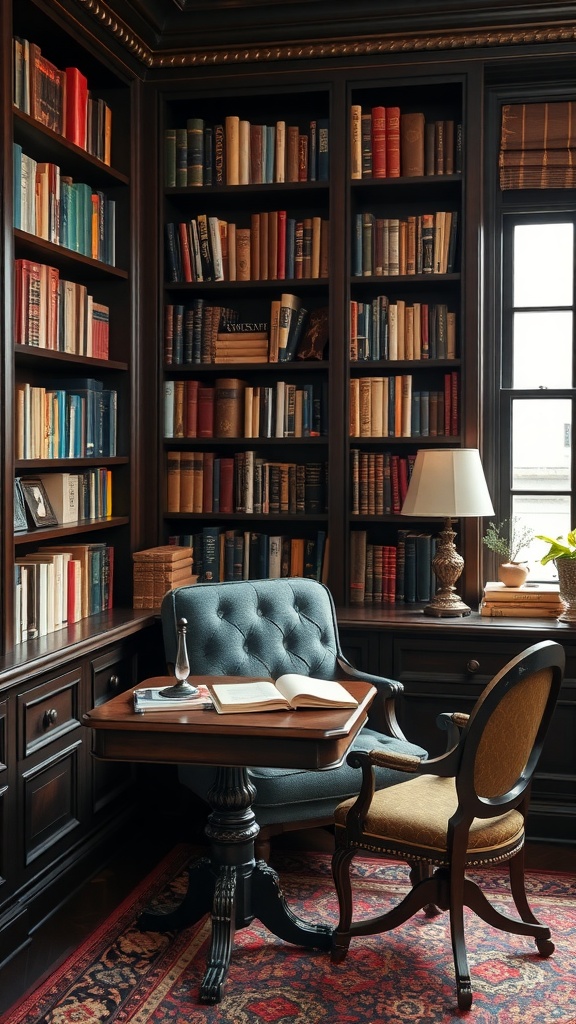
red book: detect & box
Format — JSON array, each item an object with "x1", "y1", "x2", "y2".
[
  {"x1": 444, "y1": 372, "x2": 452, "y2": 436},
  {"x1": 277, "y1": 210, "x2": 287, "y2": 280},
  {"x1": 450, "y1": 370, "x2": 459, "y2": 436},
  {"x1": 371, "y1": 106, "x2": 387, "y2": 178},
  {"x1": 197, "y1": 386, "x2": 215, "y2": 437},
  {"x1": 178, "y1": 223, "x2": 194, "y2": 282},
  {"x1": 65, "y1": 67, "x2": 88, "y2": 149},
  {"x1": 385, "y1": 106, "x2": 401, "y2": 178},
  {"x1": 185, "y1": 379, "x2": 198, "y2": 437},
  {"x1": 218, "y1": 457, "x2": 234, "y2": 514}
]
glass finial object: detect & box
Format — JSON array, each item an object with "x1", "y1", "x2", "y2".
[{"x1": 160, "y1": 618, "x2": 200, "y2": 698}]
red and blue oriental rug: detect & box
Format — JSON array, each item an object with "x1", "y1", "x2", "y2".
[{"x1": 2, "y1": 844, "x2": 575, "y2": 1024}]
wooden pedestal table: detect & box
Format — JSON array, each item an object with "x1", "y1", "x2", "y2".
[{"x1": 83, "y1": 675, "x2": 376, "y2": 1003}]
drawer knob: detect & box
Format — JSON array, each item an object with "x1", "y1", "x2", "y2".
[
  {"x1": 108, "y1": 674, "x2": 121, "y2": 691},
  {"x1": 466, "y1": 659, "x2": 480, "y2": 674},
  {"x1": 43, "y1": 708, "x2": 58, "y2": 728}
]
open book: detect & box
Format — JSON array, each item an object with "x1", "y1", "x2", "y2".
[{"x1": 209, "y1": 674, "x2": 358, "y2": 714}]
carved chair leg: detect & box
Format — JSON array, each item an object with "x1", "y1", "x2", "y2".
[
  {"x1": 409, "y1": 861, "x2": 441, "y2": 917},
  {"x1": 449, "y1": 876, "x2": 473, "y2": 1012},
  {"x1": 331, "y1": 846, "x2": 356, "y2": 963}
]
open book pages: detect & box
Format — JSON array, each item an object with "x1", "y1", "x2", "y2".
[
  {"x1": 209, "y1": 673, "x2": 358, "y2": 714},
  {"x1": 133, "y1": 684, "x2": 213, "y2": 713}
]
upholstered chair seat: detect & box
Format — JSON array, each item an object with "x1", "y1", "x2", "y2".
[
  {"x1": 160, "y1": 577, "x2": 426, "y2": 855},
  {"x1": 331, "y1": 640, "x2": 565, "y2": 1011}
]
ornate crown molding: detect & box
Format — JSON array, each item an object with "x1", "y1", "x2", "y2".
[{"x1": 74, "y1": 0, "x2": 576, "y2": 69}]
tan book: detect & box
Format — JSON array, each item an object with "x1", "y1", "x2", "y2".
[
  {"x1": 132, "y1": 545, "x2": 193, "y2": 564},
  {"x1": 235, "y1": 227, "x2": 251, "y2": 280},
  {"x1": 311, "y1": 216, "x2": 322, "y2": 279},
  {"x1": 269, "y1": 298, "x2": 281, "y2": 362},
  {"x1": 250, "y1": 213, "x2": 261, "y2": 279},
  {"x1": 400, "y1": 112, "x2": 425, "y2": 176},
  {"x1": 480, "y1": 605, "x2": 561, "y2": 618},
  {"x1": 166, "y1": 450, "x2": 181, "y2": 512},
  {"x1": 370, "y1": 376, "x2": 384, "y2": 436},
  {"x1": 350, "y1": 104, "x2": 362, "y2": 179},
  {"x1": 239, "y1": 118, "x2": 250, "y2": 184},
  {"x1": 225, "y1": 115, "x2": 240, "y2": 184},
  {"x1": 209, "y1": 674, "x2": 358, "y2": 714},
  {"x1": 349, "y1": 378, "x2": 360, "y2": 436},
  {"x1": 275, "y1": 119, "x2": 286, "y2": 182}
]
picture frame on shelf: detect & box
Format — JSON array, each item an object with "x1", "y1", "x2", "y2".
[
  {"x1": 14, "y1": 478, "x2": 28, "y2": 532},
  {"x1": 20, "y1": 478, "x2": 58, "y2": 528}
]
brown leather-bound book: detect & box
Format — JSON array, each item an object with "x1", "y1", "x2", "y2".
[
  {"x1": 371, "y1": 106, "x2": 386, "y2": 178},
  {"x1": 268, "y1": 210, "x2": 278, "y2": 279},
  {"x1": 236, "y1": 227, "x2": 251, "y2": 280},
  {"x1": 132, "y1": 545, "x2": 193, "y2": 564},
  {"x1": 185, "y1": 379, "x2": 198, "y2": 437},
  {"x1": 215, "y1": 378, "x2": 246, "y2": 437},
  {"x1": 444, "y1": 120, "x2": 455, "y2": 174},
  {"x1": 179, "y1": 450, "x2": 195, "y2": 513},
  {"x1": 225, "y1": 115, "x2": 240, "y2": 184},
  {"x1": 218, "y1": 457, "x2": 234, "y2": 514},
  {"x1": 197, "y1": 385, "x2": 215, "y2": 437},
  {"x1": 202, "y1": 451, "x2": 215, "y2": 512},
  {"x1": 250, "y1": 213, "x2": 261, "y2": 279},
  {"x1": 400, "y1": 112, "x2": 425, "y2": 176},
  {"x1": 259, "y1": 211, "x2": 269, "y2": 281},
  {"x1": 385, "y1": 107, "x2": 401, "y2": 177},
  {"x1": 166, "y1": 451, "x2": 181, "y2": 512},
  {"x1": 191, "y1": 451, "x2": 204, "y2": 513},
  {"x1": 349, "y1": 530, "x2": 367, "y2": 604},
  {"x1": 286, "y1": 125, "x2": 300, "y2": 181}
]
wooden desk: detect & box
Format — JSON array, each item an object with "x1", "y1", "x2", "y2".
[{"x1": 83, "y1": 675, "x2": 376, "y2": 1003}]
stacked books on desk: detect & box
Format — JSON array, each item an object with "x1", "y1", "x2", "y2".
[
  {"x1": 132, "y1": 545, "x2": 197, "y2": 608},
  {"x1": 479, "y1": 581, "x2": 565, "y2": 618}
]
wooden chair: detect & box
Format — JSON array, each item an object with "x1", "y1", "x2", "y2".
[
  {"x1": 330, "y1": 639, "x2": 565, "y2": 1011},
  {"x1": 160, "y1": 577, "x2": 426, "y2": 858}
]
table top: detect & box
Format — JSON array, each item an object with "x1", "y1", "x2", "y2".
[{"x1": 83, "y1": 675, "x2": 376, "y2": 771}]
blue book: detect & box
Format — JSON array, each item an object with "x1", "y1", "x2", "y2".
[
  {"x1": 416, "y1": 533, "x2": 432, "y2": 602},
  {"x1": 411, "y1": 390, "x2": 421, "y2": 437},
  {"x1": 404, "y1": 533, "x2": 417, "y2": 603},
  {"x1": 202, "y1": 526, "x2": 220, "y2": 582},
  {"x1": 265, "y1": 126, "x2": 275, "y2": 183},
  {"x1": 285, "y1": 219, "x2": 296, "y2": 279},
  {"x1": 213, "y1": 458, "x2": 221, "y2": 512},
  {"x1": 352, "y1": 213, "x2": 363, "y2": 277},
  {"x1": 420, "y1": 391, "x2": 430, "y2": 437}
]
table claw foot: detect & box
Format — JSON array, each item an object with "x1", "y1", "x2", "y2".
[
  {"x1": 199, "y1": 864, "x2": 237, "y2": 1003},
  {"x1": 251, "y1": 861, "x2": 332, "y2": 949}
]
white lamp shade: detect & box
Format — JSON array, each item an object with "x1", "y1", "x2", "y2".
[{"x1": 401, "y1": 448, "x2": 494, "y2": 518}]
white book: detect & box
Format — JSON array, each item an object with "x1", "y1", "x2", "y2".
[
  {"x1": 268, "y1": 536, "x2": 282, "y2": 578},
  {"x1": 210, "y1": 674, "x2": 359, "y2": 714},
  {"x1": 39, "y1": 473, "x2": 79, "y2": 524},
  {"x1": 208, "y1": 216, "x2": 224, "y2": 281},
  {"x1": 164, "y1": 380, "x2": 175, "y2": 437}
]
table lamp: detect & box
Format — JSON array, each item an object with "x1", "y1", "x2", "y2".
[{"x1": 400, "y1": 448, "x2": 494, "y2": 617}]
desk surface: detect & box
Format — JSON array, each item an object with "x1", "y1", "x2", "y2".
[{"x1": 83, "y1": 675, "x2": 376, "y2": 771}]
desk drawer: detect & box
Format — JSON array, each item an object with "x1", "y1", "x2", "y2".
[
  {"x1": 394, "y1": 638, "x2": 527, "y2": 685},
  {"x1": 18, "y1": 669, "x2": 81, "y2": 759},
  {"x1": 91, "y1": 647, "x2": 136, "y2": 707}
]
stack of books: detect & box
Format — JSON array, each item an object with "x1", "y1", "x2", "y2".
[
  {"x1": 479, "y1": 581, "x2": 565, "y2": 618},
  {"x1": 133, "y1": 545, "x2": 197, "y2": 609}
]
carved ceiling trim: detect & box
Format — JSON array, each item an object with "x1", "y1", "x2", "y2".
[{"x1": 74, "y1": 1, "x2": 576, "y2": 69}]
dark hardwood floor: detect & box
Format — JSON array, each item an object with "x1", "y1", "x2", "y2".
[{"x1": 0, "y1": 817, "x2": 573, "y2": 1017}]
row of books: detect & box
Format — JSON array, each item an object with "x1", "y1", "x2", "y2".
[
  {"x1": 166, "y1": 451, "x2": 327, "y2": 516},
  {"x1": 352, "y1": 210, "x2": 458, "y2": 277},
  {"x1": 350, "y1": 529, "x2": 437, "y2": 605},
  {"x1": 14, "y1": 258, "x2": 110, "y2": 357},
  {"x1": 351, "y1": 106, "x2": 462, "y2": 180},
  {"x1": 165, "y1": 213, "x2": 329, "y2": 284},
  {"x1": 16, "y1": 469, "x2": 113, "y2": 530},
  {"x1": 13, "y1": 37, "x2": 112, "y2": 162},
  {"x1": 164, "y1": 115, "x2": 329, "y2": 187},
  {"x1": 351, "y1": 451, "x2": 415, "y2": 515},
  {"x1": 349, "y1": 372, "x2": 459, "y2": 438},
  {"x1": 479, "y1": 581, "x2": 565, "y2": 618},
  {"x1": 15, "y1": 378, "x2": 118, "y2": 460},
  {"x1": 164, "y1": 298, "x2": 328, "y2": 365},
  {"x1": 14, "y1": 542, "x2": 114, "y2": 643},
  {"x1": 164, "y1": 378, "x2": 326, "y2": 440},
  {"x1": 350, "y1": 298, "x2": 456, "y2": 362},
  {"x1": 13, "y1": 145, "x2": 116, "y2": 265},
  {"x1": 169, "y1": 529, "x2": 329, "y2": 585}
]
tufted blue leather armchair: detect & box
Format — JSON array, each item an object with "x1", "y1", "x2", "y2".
[{"x1": 161, "y1": 577, "x2": 426, "y2": 855}]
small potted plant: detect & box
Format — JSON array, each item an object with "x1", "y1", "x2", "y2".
[
  {"x1": 483, "y1": 517, "x2": 534, "y2": 586},
  {"x1": 536, "y1": 529, "x2": 576, "y2": 621}
]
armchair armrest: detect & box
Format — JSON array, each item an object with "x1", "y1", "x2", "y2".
[
  {"x1": 337, "y1": 653, "x2": 406, "y2": 741},
  {"x1": 436, "y1": 711, "x2": 470, "y2": 752}
]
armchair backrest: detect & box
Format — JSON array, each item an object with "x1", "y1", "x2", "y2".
[
  {"x1": 161, "y1": 578, "x2": 342, "y2": 681},
  {"x1": 456, "y1": 639, "x2": 564, "y2": 819}
]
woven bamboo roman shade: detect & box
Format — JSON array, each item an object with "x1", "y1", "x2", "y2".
[{"x1": 499, "y1": 101, "x2": 576, "y2": 188}]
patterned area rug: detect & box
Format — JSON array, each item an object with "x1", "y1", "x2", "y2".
[{"x1": 2, "y1": 844, "x2": 575, "y2": 1024}]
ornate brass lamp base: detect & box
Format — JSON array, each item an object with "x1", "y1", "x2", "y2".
[{"x1": 424, "y1": 518, "x2": 471, "y2": 617}]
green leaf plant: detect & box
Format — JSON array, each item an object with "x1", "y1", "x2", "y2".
[
  {"x1": 482, "y1": 517, "x2": 534, "y2": 563},
  {"x1": 536, "y1": 529, "x2": 576, "y2": 566}
]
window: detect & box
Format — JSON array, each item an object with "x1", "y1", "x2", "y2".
[{"x1": 500, "y1": 213, "x2": 575, "y2": 578}]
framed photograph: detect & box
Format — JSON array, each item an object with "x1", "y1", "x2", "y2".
[
  {"x1": 20, "y1": 478, "x2": 58, "y2": 528},
  {"x1": 14, "y1": 478, "x2": 28, "y2": 532}
]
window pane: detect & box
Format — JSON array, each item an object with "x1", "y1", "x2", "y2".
[
  {"x1": 512, "y1": 311, "x2": 573, "y2": 387},
  {"x1": 512, "y1": 398, "x2": 571, "y2": 491},
  {"x1": 512, "y1": 495, "x2": 571, "y2": 582},
  {"x1": 513, "y1": 223, "x2": 573, "y2": 307}
]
